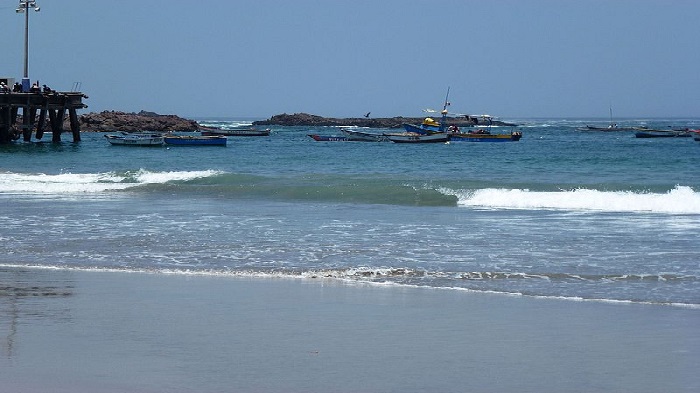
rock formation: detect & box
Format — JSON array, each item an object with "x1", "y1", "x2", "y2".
[
  {"x1": 77, "y1": 110, "x2": 199, "y2": 132},
  {"x1": 253, "y1": 113, "x2": 516, "y2": 128}
]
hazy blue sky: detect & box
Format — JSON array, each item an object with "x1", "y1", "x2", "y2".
[{"x1": 1, "y1": 0, "x2": 698, "y2": 119}]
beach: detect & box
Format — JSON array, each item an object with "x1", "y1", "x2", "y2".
[{"x1": 2, "y1": 267, "x2": 698, "y2": 393}]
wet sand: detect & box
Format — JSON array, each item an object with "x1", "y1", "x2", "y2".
[{"x1": 1, "y1": 267, "x2": 698, "y2": 392}]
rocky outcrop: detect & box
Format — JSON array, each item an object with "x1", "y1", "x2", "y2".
[
  {"x1": 253, "y1": 113, "x2": 516, "y2": 128},
  {"x1": 77, "y1": 110, "x2": 199, "y2": 132}
]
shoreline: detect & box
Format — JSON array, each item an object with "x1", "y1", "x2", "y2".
[
  {"x1": 2, "y1": 266, "x2": 698, "y2": 392},
  {"x1": 2, "y1": 263, "x2": 698, "y2": 310}
]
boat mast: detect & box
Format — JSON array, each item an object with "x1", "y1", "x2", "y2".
[{"x1": 439, "y1": 87, "x2": 450, "y2": 131}]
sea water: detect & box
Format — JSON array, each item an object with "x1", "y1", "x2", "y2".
[{"x1": 0, "y1": 118, "x2": 699, "y2": 307}]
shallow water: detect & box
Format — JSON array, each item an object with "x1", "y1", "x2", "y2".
[{"x1": 1, "y1": 118, "x2": 699, "y2": 306}]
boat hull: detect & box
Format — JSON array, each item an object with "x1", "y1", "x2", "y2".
[
  {"x1": 341, "y1": 129, "x2": 389, "y2": 142},
  {"x1": 308, "y1": 134, "x2": 348, "y2": 142},
  {"x1": 385, "y1": 133, "x2": 450, "y2": 143},
  {"x1": 164, "y1": 135, "x2": 227, "y2": 145},
  {"x1": 634, "y1": 131, "x2": 691, "y2": 138},
  {"x1": 449, "y1": 132, "x2": 522, "y2": 142},
  {"x1": 200, "y1": 128, "x2": 270, "y2": 137},
  {"x1": 104, "y1": 134, "x2": 164, "y2": 146},
  {"x1": 403, "y1": 123, "x2": 442, "y2": 134}
]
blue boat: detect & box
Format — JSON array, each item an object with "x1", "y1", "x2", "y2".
[
  {"x1": 403, "y1": 117, "x2": 445, "y2": 134},
  {"x1": 163, "y1": 135, "x2": 227, "y2": 146}
]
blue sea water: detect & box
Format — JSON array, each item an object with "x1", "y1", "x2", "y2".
[{"x1": 1, "y1": 118, "x2": 699, "y2": 307}]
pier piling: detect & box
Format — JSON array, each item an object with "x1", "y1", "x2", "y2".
[{"x1": 0, "y1": 91, "x2": 87, "y2": 144}]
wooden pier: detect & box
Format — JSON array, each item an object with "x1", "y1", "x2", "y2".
[{"x1": 0, "y1": 90, "x2": 87, "y2": 144}]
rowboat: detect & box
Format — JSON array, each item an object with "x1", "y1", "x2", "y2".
[
  {"x1": 164, "y1": 135, "x2": 227, "y2": 146},
  {"x1": 200, "y1": 127, "x2": 270, "y2": 137},
  {"x1": 449, "y1": 130, "x2": 522, "y2": 142},
  {"x1": 104, "y1": 133, "x2": 164, "y2": 146},
  {"x1": 384, "y1": 132, "x2": 450, "y2": 144}
]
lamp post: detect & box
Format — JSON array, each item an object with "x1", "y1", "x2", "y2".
[{"x1": 15, "y1": 0, "x2": 40, "y2": 92}]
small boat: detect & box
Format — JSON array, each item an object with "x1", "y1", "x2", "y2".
[
  {"x1": 384, "y1": 132, "x2": 450, "y2": 144},
  {"x1": 104, "y1": 132, "x2": 164, "y2": 146},
  {"x1": 200, "y1": 127, "x2": 270, "y2": 137},
  {"x1": 449, "y1": 130, "x2": 522, "y2": 142},
  {"x1": 164, "y1": 135, "x2": 227, "y2": 146},
  {"x1": 308, "y1": 134, "x2": 348, "y2": 142},
  {"x1": 634, "y1": 130, "x2": 691, "y2": 138},
  {"x1": 340, "y1": 128, "x2": 389, "y2": 142},
  {"x1": 403, "y1": 117, "x2": 444, "y2": 134},
  {"x1": 578, "y1": 124, "x2": 637, "y2": 131},
  {"x1": 578, "y1": 106, "x2": 637, "y2": 131}
]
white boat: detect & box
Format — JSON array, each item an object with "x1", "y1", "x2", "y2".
[
  {"x1": 104, "y1": 132, "x2": 164, "y2": 146},
  {"x1": 383, "y1": 132, "x2": 450, "y2": 144},
  {"x1": 340, "y1": 128, "x2": 389, "y2": 142}
]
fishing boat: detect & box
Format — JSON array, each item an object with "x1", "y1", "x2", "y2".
[
  {"x1": 340, "y1": 128, "x2": 389, "y2": 142},
  {"x1": 200, "y1": 127, "x2": 270, "y2": 137},
  {"x1": 104, "y1": 132, "x2": 164, "y2": 146},
  {"x1": 308, "y1": 134, "x2": 348, "y2": 142},
  {"x1": 164, "y1": 135, "x2": 227, "y2": 145},
  {"x1": 449, "y1": 129, "x2": 523, "y2": 142},
  {"x1": 578, "y1": 106, "x2": 637, "y2": 131},
  {"x1": 383, "y1": 132, "x2": 450, "y2": 144}
]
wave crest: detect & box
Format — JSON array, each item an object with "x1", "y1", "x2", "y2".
[{"x1": 442, "y1": 185, "x2": 700, "y2": 214}]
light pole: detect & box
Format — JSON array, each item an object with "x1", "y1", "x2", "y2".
[{"x1": 15, "y1": 0, "x2": 40, "y2": 92}]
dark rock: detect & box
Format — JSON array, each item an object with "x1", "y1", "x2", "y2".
[
  {"x1": 77, "y1": 111, "x2": 199, "y2": 132},
  {"x1": 253, "y1": 113, "x2": 516, "y2": 128}
]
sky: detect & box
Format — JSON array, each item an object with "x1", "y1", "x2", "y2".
[{"x1": 1, "y1": 0, "x2": 699, "y2": 119}]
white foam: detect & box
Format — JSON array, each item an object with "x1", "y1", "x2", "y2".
[
  {"x1": 0, "y1": 169, "x2": 223, "y2": 195},
  {"x1": 443, "y1": 186, "x2": 700, "y2": 214}
]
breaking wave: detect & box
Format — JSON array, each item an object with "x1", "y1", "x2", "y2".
[
  {"x1": 0, "y1": 169, "x2": 224, "y2": 195},
  {"x1": 442, "y1": 185, "x2": 700, "y2": 214}
]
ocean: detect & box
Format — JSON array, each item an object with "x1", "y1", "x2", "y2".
[
  {"x1": 2, "y1": 117, "x2": 700, "y2": 392},
  {"x1": 1, "y1": 118, "x2": 699, "y2": 308}
]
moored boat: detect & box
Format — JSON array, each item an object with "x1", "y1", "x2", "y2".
[
  {"x1": 384, "y1": 132, "x2": 450, "y2": 144},
  {"x1": 104, "y1": 132, "x2": 164, "y2": 146},
  {"x1": 340, "y1": 128, "x2": 389, "y2": 142},
  {"x1": 577, "y1": 106, "x2": 637, "y2": 131},
  {"x1": 634, "y1": 130, "x2": 692, "y2": 138},
  {"x1": 308, "y1": 134, "x2": 348, "y2": 142},
  {"x1": 403, "y1": 117, "x2": 444, "y2": 134},
  {"x1": 449, "y1": 130, "x2": 522, "y2": 142},
  {"x1": 164, "y1": 135, "x2": 227, "y2": 145}
]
